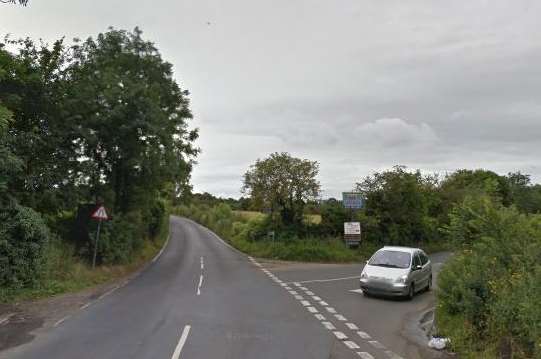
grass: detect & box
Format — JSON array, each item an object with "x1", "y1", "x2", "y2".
[
  {"x1": 0, "y1": 221, "x2": 169, "y2": 304},
  {"x1": 233, "y1": 210, "x2": 321, "y2": 224}
]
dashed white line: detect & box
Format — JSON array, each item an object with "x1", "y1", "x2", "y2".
[
  {"x1": 335, "y1": 314, "x2": 347, "y2": 321},
  {"x1": 346, "y1": 323, "x2": 359, "y2": 330},
  {"x1": 197, "y1": 274, "x2": 204, "y2": 296},
  {"x1": 171, "y1": 325, "x2": 191, "y2": 359},
  {"x1": 307, "y1": 306, "x2": 318, "y2": 313},
  {"x1": 294, "y1": 295, "x2": 304, "y2": 300},
  {"x1": 357, "y1": 331, "x2": 372, "y2": 340},
  {"x1": 312, "y1": 296, "x2": 321, "y2": 301},
  {"x1": 319, "y1": 300, "x2": 329, "y2": 306},
  {"x1": 368, "y1": 340, "x2": 386, "y2": 350},
  {"x1": 322, "y1": 321, "x2": 336, "y2": 330},
  {"x1": 315, "y1": 314, "x2": 326, "y2": 320},
  {"x1": 293, "y1": 282, "x2": 301, "y2": 287},
  {"x1": 326, "y1": 307, "x2": 337, "y2": 313},
  {"x1": 333, "y1": 331, "x2": 348, "y2": 340},
  {"x1": 289, "y1": 290, "x2": 298, "y2": 295},
  {"x1": 305, "y1": 291, "x2": 315, "y2": 296},
  {"x1": 357, "y1": 352, "x2": 375, "y2": 359},
  {"x1": 299, "y1": 286, "x2": 308, "y2": 291},
  {"x1": 344, "y1": 341, "x2": 361, "y2": 349},
  {"x1": 300, "y1": 300, "x2": 310, "y2": 306}
]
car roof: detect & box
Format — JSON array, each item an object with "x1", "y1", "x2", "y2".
[{"x1": 379, "y1": 246, "x2": 420, "y2": 254}]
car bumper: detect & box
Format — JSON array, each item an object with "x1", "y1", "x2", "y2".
[{"x1": 359, "y1": 278, "x2": 409, "y2": 296}]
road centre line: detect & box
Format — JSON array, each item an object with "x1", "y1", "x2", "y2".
[
  {"x1": 286, "y1": 275, "x2": 361, "y2": 284},
  {"x1": 197, "y1": 275, "x2": 203, "y2": 296},
  {"x1": 171, "y1": 325, "x2": 191, "y2": 359}
]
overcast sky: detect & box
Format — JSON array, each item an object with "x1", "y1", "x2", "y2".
[{"x1": 2, "y1": 1, "x2": 540, "y2": 198}]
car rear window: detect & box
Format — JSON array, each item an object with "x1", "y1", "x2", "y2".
[{"x1": 368, "y1": 250, "x2": 411, "y2": 269}]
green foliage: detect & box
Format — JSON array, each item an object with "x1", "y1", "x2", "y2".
[
  {"x1": 0, "y1": 202, "x2": 51, "y2": 288},
  {"x1": 437, "y1": 196, "x2": 541, "y2": 358},
  {"x1": 356, "y1": 166, "x2": 439, "y2": 245},
  {"x1": 242, "y1": 152, "x2": 320, "y2": 227}
]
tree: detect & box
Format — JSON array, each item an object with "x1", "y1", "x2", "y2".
[
  {"x1": 63, "y1": 27, "x2": 199, "y2": 213},
  {"x1": 506, "y1": 171, "x2": 541, "y2": 214},
  {"x1": 242, "y1": 152, "x2": 320, "y2": 227},
  {"x1": 356, "y1": 166, "x2": 438, "y2": 244}
]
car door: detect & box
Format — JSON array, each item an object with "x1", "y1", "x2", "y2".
[
  {"x1": 419, "y1": 251, "x2": 430, "y2": 287},
  {"x1": 412, "y1": 252, "x2": 423, "y2": 289}
]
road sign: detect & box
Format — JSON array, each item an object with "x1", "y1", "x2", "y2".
[
  {"x1": 342, "y1": 192, "x2": 364, "y2": 209},
  {"x1": 344, "y1": 222, "x2": 361, "y2": 248},
  {"x1": 344, "y1": 222, "x2": 361, "y2": 235},
  {"x1": 91, "y1": 206, "x2": 108, "y2": 221}
]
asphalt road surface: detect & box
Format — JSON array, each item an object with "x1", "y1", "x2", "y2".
[{"x1": 2, "y1": 216, "x2": 449, "y2": 359}]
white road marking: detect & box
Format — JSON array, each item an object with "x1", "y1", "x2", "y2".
[
  {"x1": 53, "y1": 316, "x2": 69, "y2": 327},
  {"x1": 288, "y1": 276, "x2": 361, "y2": 284},
  {"x1": 305, "y1": 291, "x2": 315, "y2": 296},
  {"x1": 80, "y1": 303, "x2": 91, "y2": 310},
  {"x1": 385, "y1": 350, "x2": 404, "y2": 359},
  {"x1": 197, "y1": 274, "x2": 203, "y2": 296},
  {"x1": 322, "y1": 321, "x2": 336, "y2": 330},
  {"x1": 283, "y1": 286, "x2": 291, "y2": 290},
  {"x1": 299, "y1": 286, "x2": 308, "y2": 291},
  {"x1": 350, "y1": 289, "x2": 364, "y2": 294},
  {"x1": 333, "y1": 331, "x2": 348, "y2": 340},
  {"x1": 280, "y1": 283, "x2": 288, "y2": 287},
  {"x1": 307, "y1": 306, "x2": 318, "y2": 313},
  {"x1": 357, "y1": 352, "x2": 375, "y2": 359},
  {"x1": 300, "y1": 300, "x2": 310, "y2": 306},
  {"x1": 319, "y1": 301, "x2": 329, "y2": 306},
  {"x1": 346, "y1": 323, "x2": 359, "y2": 330},
  {"x1": 334, "y1": 314, "x2": 347, "y2": 321},
  {"x1": 294, "y1": 295, "x2": 304, "y2": 300},
  {"x1": 344, "y1": 341, "x2": 361, "y2": 349},
  {"x1": 293, "y1": 282, "x2": 301, "y2": 287},
  {"x1": 152, "y1": 234, "x2": 170, "y2": 263},
  {"x1": 315, "y1": 314, "x2": 326, "y2": 321},
  {"x1": 326, "y1": 307, "x2": 337, "y2": 313},
  {"x1": 357, "y1": 331, "x2": 372, "y2": 340},
  {"x1": 200, "y1": 256, "x2": 204, "y2": 270},
  {"x1": 312, "y1": 296, "x2": 321, "y2": 301},
  {"x1": 171, "y1": 325, "x2": 191, "y2": 359},
  {"x1": 289, "y1": 290, "x2": 298, "y2": 295},
  {"x1": 368, "y1": 341, "x2": 386, "y2": 349}
]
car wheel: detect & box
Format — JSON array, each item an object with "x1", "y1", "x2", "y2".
[
  {"x1": 362, "y1": 290, "x2": 371, "y2": 297},
  {"x1": 407, "y1": 283, "x2": 415, "y2": 300},
  {"x1": 426, "y1": 276, "x2": 432, "y2": 292}
]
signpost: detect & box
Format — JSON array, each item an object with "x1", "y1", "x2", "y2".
[
  {"x1": 342, "y1": 192, "x2": 364, "y2": 247},
  {"x1": 91, "y1": 205, "x2": 109, "y2": 269}
]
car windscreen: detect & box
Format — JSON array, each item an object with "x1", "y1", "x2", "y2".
[{"x1": 368, "y1": 250, "x2": 411, "y2": 269}]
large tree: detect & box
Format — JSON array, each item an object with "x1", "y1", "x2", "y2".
[{"x1": 242, "y1": 152, "x2": 320, "y2": 226}]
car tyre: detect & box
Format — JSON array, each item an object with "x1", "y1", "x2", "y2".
[
  {"x1": 407, "y1": 283, "x2": 415, "y2": 300},
  {"x1": 362, "y1": 290, "x2": 371, "y2": 297}
]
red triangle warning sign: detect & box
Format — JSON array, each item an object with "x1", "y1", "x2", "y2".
[{"x1": 91, "y1": 206, "x2": 109, "y2": 220}]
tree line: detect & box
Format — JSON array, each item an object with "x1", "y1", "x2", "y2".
[{"x1": 0, "y1": 28, "x2": 198, "y2": 291}]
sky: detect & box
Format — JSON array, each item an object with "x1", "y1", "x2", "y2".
[{"x1": 2, "y1": 1, "x2": 540, "y2": 198}]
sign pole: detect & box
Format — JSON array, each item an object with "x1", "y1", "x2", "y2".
[{"x1": 92, "y1": 219, "x2": 102, "y2": 270}]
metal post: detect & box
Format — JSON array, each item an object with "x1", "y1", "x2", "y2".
[{"x1": 92, "y1": 219, "x2": 102, "y2": 269}]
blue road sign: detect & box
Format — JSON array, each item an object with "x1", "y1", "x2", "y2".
[{"x1": 342, "y1": 192, "x2": 364, "y2": 209}]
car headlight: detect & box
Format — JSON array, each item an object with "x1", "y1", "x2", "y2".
[
  {"x1": 395, "y1": 275, "x2": 408, "y2": 284},
  {"x1": 361, "y1": 271, "x2": 368, "y2": 279}
]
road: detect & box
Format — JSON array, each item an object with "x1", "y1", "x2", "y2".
[{"x1": 2, "y1": 216, "x2": 449, "y2": 359}]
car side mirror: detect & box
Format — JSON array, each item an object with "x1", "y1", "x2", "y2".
[{"x1": 413, "y1": 265, "x2": 422, "y2": 271}]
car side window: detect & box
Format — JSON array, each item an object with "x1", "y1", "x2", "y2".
[
  {"x1": 413, "y1": 253, "x2": 421, "y2": 267},
  {"x1": 420, "y1": 252, "x2": 429, "y2": 265}
]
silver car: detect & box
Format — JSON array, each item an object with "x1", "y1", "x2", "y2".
[{"x1": 359, "y1": 246, "x2": 432, "y2": 299}]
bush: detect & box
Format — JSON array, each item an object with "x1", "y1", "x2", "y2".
[
  {"x1": 0, "y1": 203, "x2": 51, "y2": 288},
  {"x1": 437, "y1": 196, "x2": 541, "y2": 358}
]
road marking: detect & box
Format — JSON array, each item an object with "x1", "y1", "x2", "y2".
[
  {"x1": 357, "y1": 331, "x2": 372, "y2": 340},
  {"x1": 288, "y1": 276, "x2": 361, "y2": 284},
  {"x1": 293, "y1": 282, "x2": 301, "y2": 287},
  {"x1": 299, "y1": 286, "x2": 308, "y2": 291},
  {"x1": 368, "y1": 340, "x2": 385, "y2": 349},
  {"x1": 80, "y1": 303, "x2": 91, "y2": 310},
  {"x1": 357, "y1": 352, "x2": 375, "y2": 359},
  {"x1": 344, "y1": 341, "x2": 360, "y2": 349},
  {"x1": 312, "y1": 296, "x2": 321, "y2": 301},
  {"x1": 300, "y1": 300, "x2": 310, "y2": 306},
  {"x1": 53, "y1": 316, "x2": 70, "y2": 327},
  {"x1": 350, "y1": 289, "x2": 364, "y2": 294},
  {"x1": 319, "y1": 300, "x2": 328, "y2": 306},
  {"x1": 322, "y1": 321, "x2": 336, "y2": 330},
  {"x1": 326, "y1": 307, "x2": 337, "y2": 313},
  {"x1": 307, "y1": 306, "x2": 318, "y2": 313},
  {"x1": 289, "y1": 290, "x2": 298, "y2": 295},
  {"x1": 294, "y1": 295, "x2": 304, "y2": 300},
  {"x1": 346, "y1": 323, "x2": 359, "y2": 330},
  {"x1": 333, "y1": 331, "x2": 348, "y2": 340},
  {"x1": 152, "y1": 234, "x2": 170, "y2": 263},
  {"x1": 171, "y1": 325, "x2": 191, "y2": 359},
  {"x1": 280, "y1": 283, "x2": 288, "y2": 287},
  {"x1": 305, "y1": 291, "x2": 315, "y2": 296},
  {"x1": 315, "y1": 314, "x2": 326, "y2": 320},
  {"x1": 385, "y1": 350, "x2": 404, "y2": 359},
  {"x1": 200, "y1": 256, "x2": 204, "y2": 270},
  {"x1": 335, "y1": 314, "x2": 347, "y2": 321},
  {"x1": 197, "y1": 275, "x2": 203, "y2": 296}
]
